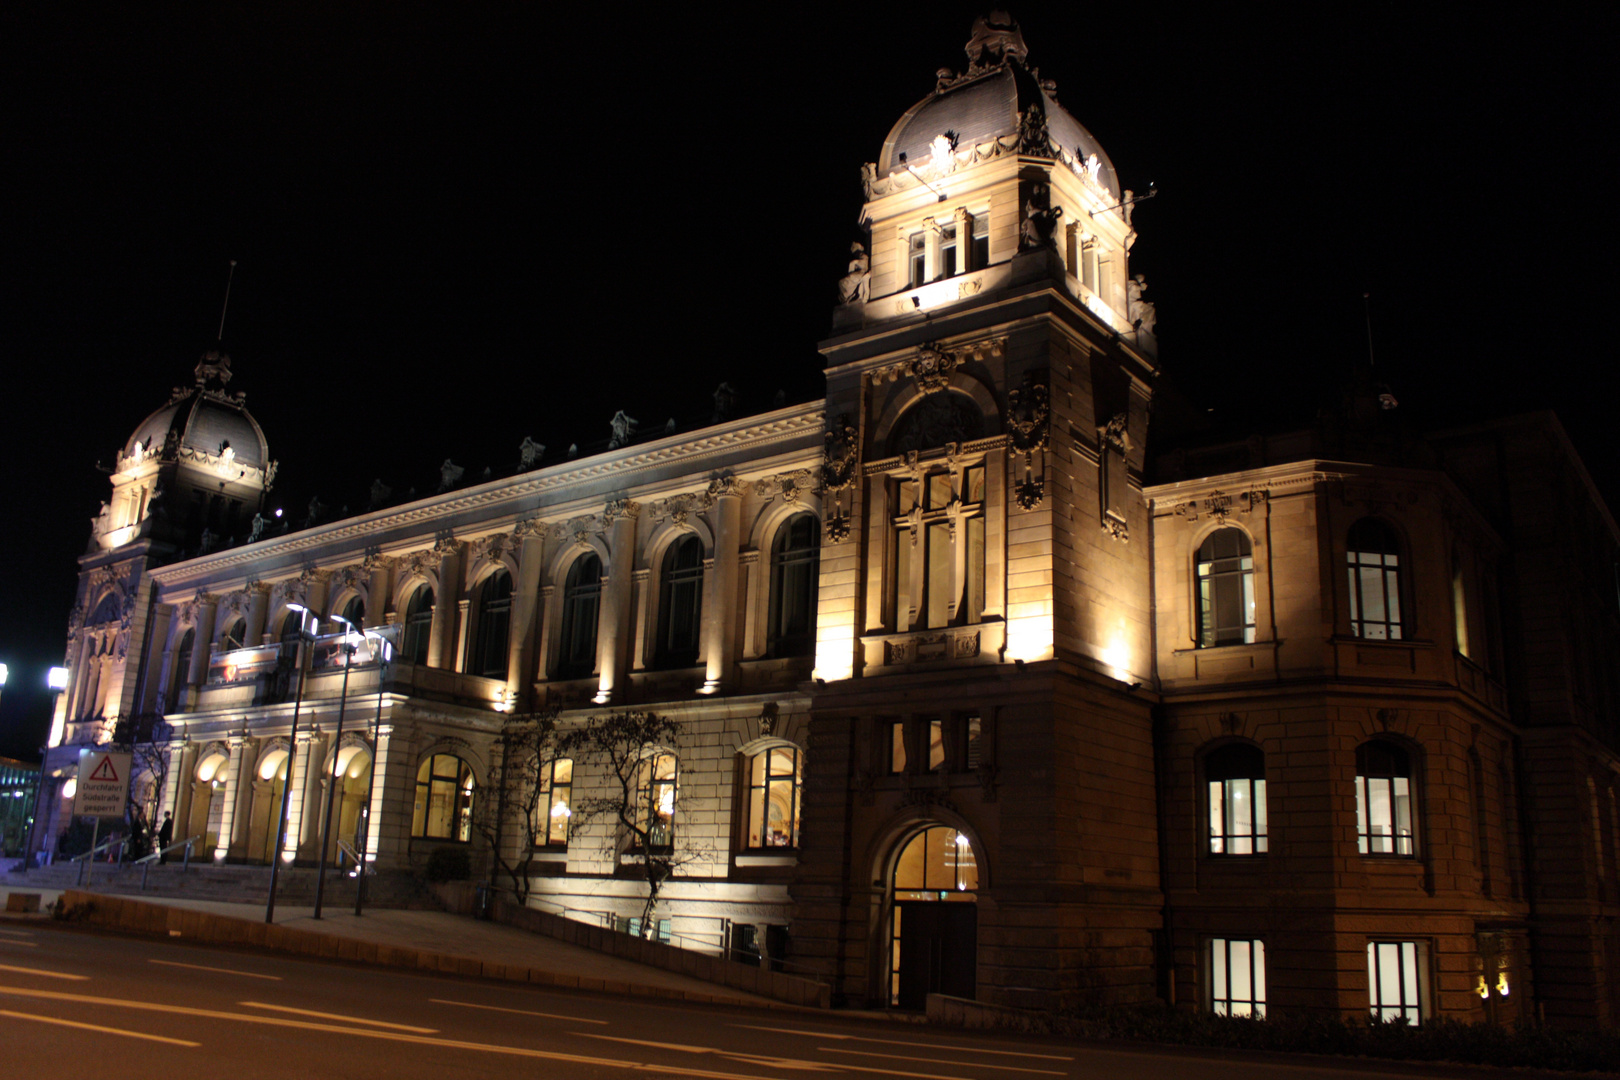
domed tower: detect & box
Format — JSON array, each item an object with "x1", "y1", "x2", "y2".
[{"x1": 805, "y1": 14, "x2": 1165, "y2": 1012}]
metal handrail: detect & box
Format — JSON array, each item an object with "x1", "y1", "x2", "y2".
[
  {"x1": 68, "y1": 836, "x2": 122, "y2": 864},
  {"x1": 336, "y1": 839, "x2": 374, "y2": 876},
  {"x1": 136, "y1": 835, "x2": 201, "y2": 889}
]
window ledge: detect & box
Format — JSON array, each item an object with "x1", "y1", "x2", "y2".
[
  {"x1": 1172, "y1": 640, "x2": 1274, "y2": 658},
  {"x1": 734, "y1": 853, "x2": 798, "y2": 868},
  {"x1": 1331, "y1": 635, "x2": 1435, "y2": 649}
]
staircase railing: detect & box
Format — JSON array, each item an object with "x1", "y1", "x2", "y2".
[
  {"x1": 335, "y1": 839, "x2": 374, "y2": 877},
  {"x1": 68, "y1": 835, "x2": 125, "y2": 886},
  {"x1": 134, "y1": 835, "x2": 202, "y2": 889}
]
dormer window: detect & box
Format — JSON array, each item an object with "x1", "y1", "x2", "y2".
[{"x1": 907, "y1": 212, "x2": 988, "y2": 290}]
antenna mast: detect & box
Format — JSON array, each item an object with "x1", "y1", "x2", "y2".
[{"x1": 217, "y1": 260, "x2": 238, "y2": 342}]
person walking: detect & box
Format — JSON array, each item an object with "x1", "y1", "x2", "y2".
[{"x1": 157, "y1": 812, "x2": 174, "y2": 864}]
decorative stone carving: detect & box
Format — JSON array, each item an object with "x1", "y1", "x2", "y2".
[
  {"x1": 518, "y1": 437, "x2": 545, "y2": 470},
  {"x1": 836, "y1": 242, "x2": 870, "y2": 305},
  {"x1": 825, "y1": 514, "x2": 852, "y2": 543},
  {"x1": 755, "y1": 469, "x2": 819, "y2": 505},
  {"x1": 1007, "y1": 375, "x2": 1050, "y2": 454},
  {"x1": 965, "y1": 10, "x2": 1027, "y2": 69},
  {"x1": 1019, "y1": 183, "x2": 1062, "y2": 251},
  {"x1": 431, "y1": 531, "x2": 462, "y2": 557},
  {"x1": 758, "y1": 701, "x2": 779, "y2": 738},
  {"x1": 1102, "y1": 512, "x2": 1130, "y2": 542},
  {"x1": 602, "y1": 499, "x2": 640, "y2": 524},
  {"x1": 1016, "y1": 104, "x2": 1057, "y2": 158},
  {"x1": 607, "y1": 410, "x2": 638, "y2": 450},
  {"x1": 437, "y1": 460, "x2": 464, "y2": 493},
  {"x1": 1014, "y1": 479, "x2": 1044, "y2": 512},
  {"x1": 820, "y1": 418, "x2": 859, "y2": 493},
  {"x1": 246, "y1": 512, "x2": 267, "y2": 543},
  {"x1": 1174, "y1": 488, "x2": 1268, "y2": 525},
  {"x1": 909, "y1": 342, "x2": 959, "y2": 394},
  {"x1": 711, "y1": 383, "x2": 739, "y2": 425}
]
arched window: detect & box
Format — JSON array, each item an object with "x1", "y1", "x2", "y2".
[
  {"x1": 768, "y1": 515, "x2": 819, "y2": 657},
  {"x1": 1206, "y1": 743, "x2": 1267, "y2": 854},
  {"x1": 655, "y1": 537, "x2": 704, "y2": 668},
  {"x1": 890, "y1": 463, "x2": 986, "y2": 631},
  {"x1": 278, "y1": 611, "x2": 304, "y2": 645},
  {"x1": 339, "y1": 594, "x2": 365, "y2": 628},
  {"x1": 171, "y1": 629, "x2": 195, "y2": 703},
  {"x1": 1196, "y1": 528, "x2": 1255, "y2": 647},
  {"x1": 1356, "y1": 741, "x2": 1415, "y2": 856},
  {"x1": 890, "y1": 826, "x2": 978, "y2": 1007},
  {"x1": 745, "y1": 746, "x2": 802, "y2": 849},
  {"x1": 532, "y1": 758, "x2": 573, "y2": 847},
  {"x1": 220, "y1": 617, "x2": 247, "y2": 652},
  {"x1": 412, "y1": 754, "x2": 474, "y2": 841},
  {"x1": 558, "y1": 553, "x2": 602, "y2": 678},
  {"x1": 633, "y1": 753, "x2": 677, "y2": 853},
  {"x1": 470, "y1": 570, "x2": 513, "y2": 678},
  {"x1": 89, "y1": 592, "x2": 122, "y2": 626},
  {"x1": 401, "y1": 586, "x2": 434, "y2": 666},
  {"x1": 1348, "y1": 519, "x2": 1403, "y2": 640}
]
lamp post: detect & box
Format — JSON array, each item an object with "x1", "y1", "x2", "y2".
[
  {"x1": 355, "y1": 629, "x2": 391, "y2": 916},
  {"x1": 313, "y1": 613, "x2": 358, "y2": 920},
  {"x1": 266, "y1": 603, "x2": 315, "y2": 924}
]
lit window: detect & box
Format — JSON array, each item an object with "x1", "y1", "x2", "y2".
[
  {"x1": 1196, "y1": 528, "x2": 1256, "y2": 647},
  {"x1": 558, "y1": 553, "x2": 602, "y2": 678},
  {"x1": 745, "y1": 746, "x2": 801, "y2": 849},
  {"x1": 1348, "y1": 519, "x2": 1403, "y2": 640},
  {"x1": 1206, "y1": 744, "x2": 1267, "y2": 855},
  {"x1": 890, "y1": 826, "x2": 978, "y2": 1007},
  {"x1": 532, "y1": 758, "x2": 572, "y2": 847},
  {"x1": 655, "y1": 537, "x2": 704, "y2": 668},
  {"x1": 470, "y1": 570, "x2": 512, "y2": 678},
  {"x1": 928, "y1": 719, "x2": 945, "y2": 770},
  {"x1": 1209, "y1": 938, "x2": 1266, "y2": 1017},
  {"x1": 768, "y1": 514, "x2": 819, "y2": 657},
  {"x1": 401, "y1": 586, "x2": 434, "y2": 666},
  {"x1": 1357, "y1": 742, "x2": 1415, "y2": 856},
  {"x1": 889, "y1": 720, "x2": 907, "y2": 774},
  {"x1": 1367, "y1": 941, "x2": 1427, "y2": 1024},
  {"x1": 891, "y1": 465, "x2": 985, "y2": 632},
  {"x1": 634, "y1": 753, "x2": 677, "y2": 853},
  {"x1": 909, "y1": 231, "x2": 926, "y2": 288},
  {"x1": 412, "y1": 754, "x2": 474, "y2": 841}
]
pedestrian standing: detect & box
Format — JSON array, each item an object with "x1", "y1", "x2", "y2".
[{"x1": 157, "y1": 812, "x2": 174, "y2": 864}]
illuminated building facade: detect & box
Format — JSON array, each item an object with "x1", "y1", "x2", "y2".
[{"x1": 31, "y1": 14, "x2": 1620, "y2": 1027}]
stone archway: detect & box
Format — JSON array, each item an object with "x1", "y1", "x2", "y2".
[
  {"x1": 189, "y1": 749, "x2": 230, "y2": 855},
  {"x1": 246, "y1": 747, "x2": 291, "y2": 865},
  {"x1": 887, "y1": 825, "x2": 979, "y2": 1009},
  {"x1": 323, "y1": 743, "x2": 374, "y2": 866}
]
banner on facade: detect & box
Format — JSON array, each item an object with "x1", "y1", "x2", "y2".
[{"x1": 72, "y1": 749, "x2": 132, "y2": 819}]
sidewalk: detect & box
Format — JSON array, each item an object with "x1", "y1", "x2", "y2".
[{"x1": 1, "y1": 883, "x2": 796, "y2": 1011}]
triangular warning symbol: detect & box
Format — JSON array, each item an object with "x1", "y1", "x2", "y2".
[{"x1": 88, "y1": 756, "x2": 121, "y2": 783}]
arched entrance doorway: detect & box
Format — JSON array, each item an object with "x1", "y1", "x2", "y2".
[
  {"x1": 889, "y1": 825, "x2": 978, "y2": 1009},
  {"x1": 247, "y1": 747, "x2": 291, "y2": 865},
  {"x1": 190, "y1": 749, "x2": 230, "y2": 855},
  {"x1": 324, "y1": 743, "x2": 374, "y2": 865}
]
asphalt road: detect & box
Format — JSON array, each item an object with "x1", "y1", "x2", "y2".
[{"x1": 0, "y1": 922, "x2": 1503, "y2": 1079}]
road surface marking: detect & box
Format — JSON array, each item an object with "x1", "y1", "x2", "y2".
[
  {"x1": 150, "y1": 958, "x2": 281, "y2": 980},
  {"x1": 239, "y1": 1000, "x2": 437, "y2": 1032},
  {"x1": 0, "y1": 940, "x2": 38, "y2": 947},
  {"x1": 430, "y1": 997, "x2": 609, "y2": 1024},
  {"x1": 0, "y1": 1008, "x2": 201, "y2": 1047},
  {"x1": 0, "y1": 985, "x2": 784, "y2": 1078},
  {"x1": 819, "y1": 1046, "x2": 1066, "y2": 1075},
  {"x1": 0, "y1": 928, "x2": 35, "y2": 938},
  {"x1": 733, "y1": 1024, "x2": 1074, "y2": 1061},
  {"x1": 574, "y1": 1032, "x2": 974, "y2": 1079},
  {"x1": 0, "y1": 963, "x2": 88, "y2": 981}
]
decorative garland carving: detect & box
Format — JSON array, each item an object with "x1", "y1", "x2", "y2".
[
  {"x1": 754, "y1": 469, "x2": 819, "y2": 505},
  {"x1": 1008, "y1": 373, "x2": 1050, "y2": 510},
  {"x1": 1173, "y1": 488, "x2": 1269, "y2": 525},
  {"x1": 602, "y1": 499, "x2": 641, "y2": 525},
  {"x1": 820, "y1": 418, "x2": 859, "y2": 493}
]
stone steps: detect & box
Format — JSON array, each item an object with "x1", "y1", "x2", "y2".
[{"x1": 6, "y1": 862, "x2": 442, "y2": 910}]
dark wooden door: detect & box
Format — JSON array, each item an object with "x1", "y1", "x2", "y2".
[{"x1": 896, "y1": 901, "x2": 976, "y2": 1009}]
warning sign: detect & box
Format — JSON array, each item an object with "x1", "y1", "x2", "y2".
[{"x1": 73, "y1": 749, "x2": 132, "y2": 819}]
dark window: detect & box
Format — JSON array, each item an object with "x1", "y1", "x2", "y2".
[
  {"x1": 1348, "y1": 519, "x2": 1404, "y2": 640},
  {"x1": 339, "y1": 594, "x2": 364, "y2": 628},
  {"x1": 1206, "y1": 744, "x2": 1267, "y2": 855},
  {"x1": 89, "y1": 592, "x2": 122, "y2": 626},
  {"x1": 558, "y1": 553, "x2": 602, "y2": 678},
  {"x1": 745, "y1": 746, "x2": 801, "y2": 849},
  {"x1": 909, "y1": 231, "x2": 926, "y2": 288},
  {"x1": 655, "y1": 537, "x2": 704, "y2": 668},
  {"x1": 171, "y1": 629, "x2": 195, "y2": 702},
  {"x1": 940, "y1": 221, "x2": 958, "y2": 278},
  {"x1": 768, "y1": 515, "x2": 819, "y2": 657},
  {"x1": 1197, "y1": 528, "x2": 1256, "y2": 647},
  {"x1": 1357, "y1": 742, "x2": 1415, "y2": 856},
  {"x1": 220, "y1": 617, "x2": 247, "y2": 652},
  {"x1": 471, "y1": 570, "x2": 513, "y2": 678},
  {"x1": 402, "y1": 586, "x2": 434, "y2": 666},
  {"x1": 412, "y1": 754, "x2": 474, "y2": 841},
  {"x1": 970, "y1": 212, "x2": 989, "y2": 269}
]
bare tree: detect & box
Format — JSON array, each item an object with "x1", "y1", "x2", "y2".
[
  {"x1": 470, "y1": 709, "x2": 560, "y2": 905},
  {"x1": 110, "y1": 711, "x2": 171, "y2": 856},
  {"x1": 558, "y1": 711, "x2": 691, "y2": 938}
]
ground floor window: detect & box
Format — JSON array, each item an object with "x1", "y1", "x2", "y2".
[
  {"x1": 1367, "y1": 940, "x2": 1427, "y2": 1025},
  {"x1": 412, "y1": 754, "x2": 474, "y2": 841},
  {"x1": 890, "y1": 826, "x2": 978, "y2": 1008},
  {"x1": 1209, "y1": 938, "x2": 1266, "y2": 1017},
  {"x1": 622, "y1": 916, "x2": 671, "y2": 943}
]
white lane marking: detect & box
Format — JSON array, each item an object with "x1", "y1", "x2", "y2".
[
  {"x1": 732, "y1": 1023, "x2": 1075, "y2": 1061},
  {"x1": 429, "y1": 997, "x2": 609, "y2": 1024},
  {"x1": 0, "y1": 963, "x2": 88, "y2": 981},
  {"x1": 820, "y1": 1045, "x2": 1067, "y2": 1075},
  {"x1": 0, "y1": 928, "x2": 36, "y2": 938},
  {"x1": 238, "y1": 1000, "x2": 437, "y2": 1032},
  {"x1": 574, "y1": 1031, "x2": 976, "y2": 1079},
  {"x1": 0, "y1": 940, "x2": 38, "y2": 947},
  {"x1": 150, "y1": 958, "x2": 282, "y2": 980},
  {"x1": 1, "y1": 1007, "x2": 202, "y2": 1047}
]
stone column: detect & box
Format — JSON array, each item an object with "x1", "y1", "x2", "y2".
[
  {"x1": 455, "y1": 599, "x2": 472, "y2": 673},
  {"x1": 704, "y1": 482, "x2": 743, "y2": 693},
  {"x1": 188, "y1": 595, "x2": 219, "y2": 687},
  {"x1": 507, "y1": 529, "x2": 547, "y2": 707},
  {"x1": 535, "y1": 584, "x2": 557, "y2": 684},
  {"x1": 596, "y1": 501, "x2": 640, "y2": 704},
  {"x1": 365, "y1": 722, "x2": 400, "y2": 869},
  {"x1": 956, "y1": 206, "x2": 974, "y2": 272},
  {"x1": 296, "y1": 730, "x2": 329, "y2": 861},
  {"x1": 244, "y1": 584, "x2": 269, "y2": 647},
  {"x1": 215, "y1": 737, "x2": 245, "y2": 861},
  {"x1": 169, "y1": 742, "x2": 198, "y2": 833},
  {"x1": 629, "y1": 569, "x2": 652, "y2": 672},
  {"x1": 426, "y1": 544, "x2": 461, "y2": 669},
  {"x1": 367, "y1": 561, "x2": 393, "y2": 627},
  {"x1": 740, "y1": 549, "x2": 763, "y2": 660},
  {"x1": 227, "y1": 737, "x2": 260, "y2": 859}
]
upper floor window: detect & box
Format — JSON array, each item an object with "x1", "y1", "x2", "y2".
[
  {"x1": 655, "y1": 537, "x2": 704, "y2": 668},
  {"x1": 338, "y1": 594, "x2": 364, "y2": 628},
  {"x1": 532, "y1": 758, "x2": 572, "y2": 847},
  {"x1": 1197, "y1": 528, "x2": 1255, "y2": 647},
  {"x1": 892, "y1": 464, "x2": 985, "y2": 631},
  {"x1": 412, "y1": 753, "x2": 474, "y2": 841},
  {"x1": 171, "y1": 629, "x2": 195, "y2": 700},
  {"x1": 745, "y1": 746, "x2": 801, "y2": 849},
  {"x1": 558, "y1": 553, "x2": 602, "y2": 678},
  {"x1": 1357, "y1": 741, "x2": 1415, "y2": 856},
  {"x1": 634, "y1": 752, "x2": 678, "y2": 853},
  {"x1": 220, "y1": 617, "x2": 247, "y2": 652},
  {"x1": 909, "y1": 230, "x2": 927, "y2": 289},
  {"x1": 1206, "y1": 743, "x2": 1267, "y2": 855},
  {"x1": 1348, "y1": 519, "x2": 1403, "y2": 640},
  {"x1": 908, "y1": 213, "x2": 986, "y2": 288},
  {"x1": 769, "y1": 514, "x2": 819, "y2": 657},
  {"x1": 89, "y1": 592, "x2": 122, "y2": 627},
  {"x1": 470, "y1": 569, "x2": 513, "y2": 678},
  {"x1": 401, "y1": 585, "x2": 434, "y2": 666}
]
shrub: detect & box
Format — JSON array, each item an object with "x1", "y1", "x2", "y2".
[{"x1": 423, "y1": 846, "x2": 471, "y2": 883}]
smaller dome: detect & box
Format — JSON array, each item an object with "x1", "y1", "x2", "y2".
[{"x1": 123, "y1": 351, "x2": 269, "y2": 469}]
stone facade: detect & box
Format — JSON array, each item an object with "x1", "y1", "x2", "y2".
[{"x1": 32, "y1": 14, "x2": 1620, "y2": 1028}]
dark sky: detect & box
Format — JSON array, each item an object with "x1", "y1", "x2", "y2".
[{"x1": 2, "y1": 3, "x2": 1615, "y2": 760}]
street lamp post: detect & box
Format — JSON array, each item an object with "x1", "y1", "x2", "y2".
[
  {"x1": 266, "y1": 604, "x2": 315, "y2": 924},
  {"x1": 355, "y1": 630, "x2": 391, "y2": 917},
  {"x1": 313, "y1": 613, "x2": 358, "y2": 920}
]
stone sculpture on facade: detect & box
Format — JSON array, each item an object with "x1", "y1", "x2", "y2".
[
  {"x1": 1127, "y1": 274, "x2": 1156, "y2": 335},
  {"x1": 518, "y1": 437, "x2": 545, "y2": 470},
  {"x1": 1019, "y1": 183, "x2": 1062, "y2": 250},
  {"x1": 836, "y1": 242, "x2": 870, "y2": 305},
  {"x1": 607, "y1": 411, "x2": 638, "y2": 450},
  {"x1": 437, "y1": 459, "x2": 464, "y2": 493}
]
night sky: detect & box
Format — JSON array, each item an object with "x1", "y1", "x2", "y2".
[{"x1": 2, "y1": 3, "x2": 1614, "y2": 760}]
